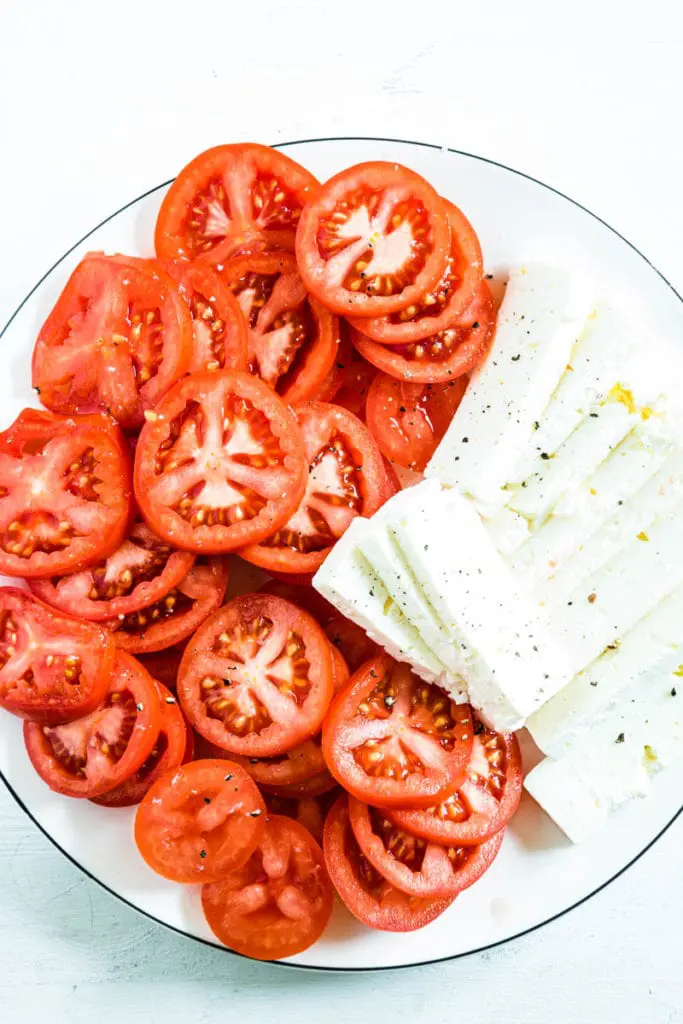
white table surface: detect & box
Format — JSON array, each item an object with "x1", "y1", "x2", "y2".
[{"x1": 1, "y1": 1, "x2": 682, "y2": 1020}]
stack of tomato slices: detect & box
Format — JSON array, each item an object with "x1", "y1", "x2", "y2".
[{"x1": 0, "y1": 142, "x2": 502, "y2": 961}]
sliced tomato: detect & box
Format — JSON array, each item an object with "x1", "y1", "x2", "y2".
[
  {"x1": 261, "y1": 769, "x2": 338, "y2": 798},
  {"x1": 135, "y1": 758, "x2": 265, "y2": 883},
  {"x1": 258, "y1": 579, "x2": 336, "y2": 626},
  {"x1": 0, "y1": 588, "x2": 116, "y2": 723},
  {"x1": 201, "y1": 813, "x2": 333, "y2": 960},
  {"x1": 387, "y1": 726, "x2": 522, "y2": 846},
  {"x1": 311, "y1": 319, "x2": 349, "y2": 403},
  {"x1": 348, "y1": 796, "x2": 504, "y2": 899},
  {"x1": 217, "y1": 253, "x2": 338, "y2": 404},
  {"x1": 91, "y1": 682, "x2": 190, "y2": 807},
  {"x1": 323, "y1": 616, "x2": 378, "y2": 674},
  {"x1": 366, "y1": 373, "x2": 468, "y2": 472},
  {"x1": 32, "y1": 254, "x2": 193, "y2": 429},
  {"x1": 105, "y1": 556, "x2": 228, "y2": 654},
  {"x1": 29, "y1": 517, "x2": 194, "y2": 621},
  {"x1": 0, "y1": 408, "x2": 132, "y2": 579},
  {"x1": 133, "y1": 370, "x2": 307, "y2": 553},
  {"x1": 381, "y1": 456, "x2": 402, "y2": 497},
  {"x1": 332, "y1": 345, "x2": 377, "y2": 420},
  {"x1": 348, "y1": 200, "x2": 483, "y2": 343},
  {"x1": 178, "y1": 593, "x2": 333, "y2": 757},
  {"x1": 330, "y1": 644, "x2": 350, "y2": 693},
  {"x1": 24, "y1": 651, "x2": 162, "y2": 797},
  {"x1": 322, "y1": 655, "x2": 473, "y2": 809},
  {"x1": 155, "y1": 144, "x2": 319, "y2": 263},
  {"x1": 323, "y1": 795, "x2": 454, "y2": 932},
  {"x1": 138, "y1": 643, "x2": 187, "y2": 690},
  {"x1": 264, "y1": 790, "x2": 338, "y2": 845},
  {"x1": 158, "y1": 260, "x2": 248, "y2": 374},
  {"x1": 239, "y1": 401, "x2": 389, "y2": 575},
  {"x1": 351, "y1": 280, "x2": 495, "y2": 383},
  {"x1": 296, "y1": 162, "x2": 450, "y2": 317}
]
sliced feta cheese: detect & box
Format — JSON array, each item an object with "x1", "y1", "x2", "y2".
[
  {"x1": 312, "y1": 516, "x2": 446, "y2": 682},
  {"x1": 484, "y1": 506, "x2": 530, "y2": 555},
  {"x1": 426, "y1": 264, "x2": 591, "y2": 511}
]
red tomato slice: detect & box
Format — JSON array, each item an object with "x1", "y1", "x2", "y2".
[
  {"x1": 91, "y1": 682, "x2": 190, "y2": 807},
  {"x1": 329, "y1": 643, "x2": 350, "y2": 693},
  {"x1": 264, "y1": 790, "x2": 339, "y2": 845},
  {"x1": 348, "y1": 796, "x2": 504, "y2": 899},
  {"x1": 311, "y1": 319, "x2": 349, "y2": 403},
  {"x1": 138, "y1": 643, "x2": 187, "y2": 690},
  {"x1": 387, "y1": 726, "x2": 523, "y2": 846},
  {"x1": 216, "y1": 253, "x2": 338, "y2": 404},
  {"x1": 322, "y1": 655, "x2": 473, "y2": 809},
  {"x1": 135, "y1": 758, "x2": 266, "y2": 883},
  {"x1": 323, "y1": 616, "x2": 378, "y2": 674},
  {"x1": 323, "y1": 795, "x2": 455, "y2": 932},
  {"x1": 296, "y1": 162, "x2": 451, "y2": 317},
  {"x1": 258, "y1": 579, "x2": 337, "y2": 625},
  {"x1": 239, "y1": 401, "x2": 389, "y2": 575},
  {"x1": 32, "y1": 254, "x2": 193, "y2": 429},
  {"x1": 348, "y1": 200, "x2": 483, "y2": 343},
  {"x1": 332, "y1": 344, "x2": 377, "y2": 420},
  {"x1": 155, "y1": 144, "x2": 319, "y2": 263},
  {"x1": 29, "y1": 517, "x2": 194, "y2": 621},
  {"x1": 178, "y1": 593, "x2": 334, "y2": 757},
  {"x1": 366, "y1": 373, "x2": 468, "y2": 472},
  {"x1": 105, "y1": 556, "x2": 228, "y2": 654},
  {"x1": 133, "y1": 370, "x2": 307, "y2": 553},
  {"x1": 260, "y1": 769, "x2": 338, "y2": 798},
  {"x1": 24, "y1": 651, "x2": 162, "y2": 797},
  {"x1": 0, "y1": 409, "x2": 131, "y2": 579},
  {"x1": 351, "y1": 280, "x2": 496, "y2": 384},
  {"x1": 381, "y1": 456, "x2": 402, "y2": 497},
  {"x1": 201, "y1": 813, "x2": 333, "y2": 960},
  {"x1": 0, "y1": 588, "x2": 116, "y2": 723},
  {"x1": 158, "y1": 260, "x2": 248, "y2": 374}
]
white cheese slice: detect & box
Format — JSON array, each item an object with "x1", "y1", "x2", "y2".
[
  {"x1": 484, "y1": 506, "x2": 530, "y2": 556},
  {"x1": 426, "y1": 264, "x2": 591, "y2": 511}
]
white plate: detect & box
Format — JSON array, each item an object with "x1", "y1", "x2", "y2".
[{"x1": 1, "y1": 137, "x2": 682, "y2": 971}]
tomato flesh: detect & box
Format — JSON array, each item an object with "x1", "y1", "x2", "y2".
[
  {"x1": 0, "y1": 409, "x2": 132, "y2": 579},
  {"x1": 201, "y1": 814, "x2": 333, "y2": 960},
  {"x1": 323, "y1": 616, "x2": 378, "y2": 674},
  {"x1": 265, "y1": 790, "x2": 338, "y2": 845},
  {"x1": 322, "y1": 655, "x2": 473, "y2": 808},
  {"x1": 133, "y1": 370, "x2": 307, "y2": 553},
  {"x1": 138, "y1": 643, "x2": 187, "y2": 690}
]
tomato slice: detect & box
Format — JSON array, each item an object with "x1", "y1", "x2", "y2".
[
  {"x1": 351, "y1": 280, "x2": 496, "y2": 384},
  {"x1": 138, "y1": 642, "x2": 187, "y2": 690},
  {"x1": 311, "y1": 318, "x2": 349, "y2": 403},
  {"x1": 201, "y1": 813, "x2": 333, "y2": 960},
  {"x1": 332, "y1": 344, "x2": 377, "y2": 420},
  {"x1": 366, "y1": 373, "x2": 468, "y2": 472},
  {"x1": 296, "y1": 161, "x2": 450, "y2": 317},
  {"x1": 381, "y1": 456, "x2": 402, "y2": 497},
  {"x1": 0, "y1": 588, "x2": 116, "y2": 723},
  {"x1": 264, "y1": 790, "x2": 338, "y2": 845},
  {"x1": 105, "y1": 556, "x2": 228, "y2": 654},
  {"x1": 0, "y1": 408, "x2": 132, "y2": 579},
  {"x1": 155, "y1": 144, "x2": 319, "y2": 263},
  {"x1": 216, "y1": 253, "x2": 338, "y2": 404},
  {"x1": 322, "y1": 655, "x2": 473, "y2": 808},
  {"x1": 323, "y1": 795, "x2": 454, "y2": 932},
  {"x1": 178, "y1": 593, "x2": 333, "y2": 757},
  {"x1": 258, "y1": 579, "x2": 336, "y2": 626},
  {"x1": 348, "y1": 200, "x2": 483, "y2": 343},
  {"x1": 158, "y1": 260, "x2": 248, "y2": 374},
  {"x1": 239, "y1": 401, "x2": 389, "y2": 575},
  {"x1": 91, "y1": 682, "x2": 190, "y2": 807},
  {"x1": 387, "y1": 726, "x2": 523, "y2": 846},
  {"x1": 32, "y1": 254, "x2": 193, "y2": 429},
  {"x1": 135, "y1": 758, "x2": 266, "y2": 883},
  {"x1": 29, "y1": 517, "x2": 194, "y2": 621},
  {"x1": 133, "y1": 370, "x2": 307, "y2": 553},
  {"x1": 323, "y1": 616, "x2": 378, "y2": 674},
  {"x1": 348, "y1": 795, "x2": 504, "y2": 899},
  {"x1": 24, "y1": 651, "x2": 162, "y2": 797},
  {"x1": 261, "y1": 769, "x2": 338, "y2": 798}
]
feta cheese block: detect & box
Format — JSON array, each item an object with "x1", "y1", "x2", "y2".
[{"x1": 426, "y1": 264, "x2": 592, "y2": 511}]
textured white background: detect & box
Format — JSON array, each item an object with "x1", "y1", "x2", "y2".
[{"x1": 1, "y1": 1, "x2": 683, "y2": 1020}]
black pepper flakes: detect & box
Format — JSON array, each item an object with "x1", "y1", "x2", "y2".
[
  {"x1": 590, "y1": 681, "x2": 598, "y2": 687},
  {"x1": 250, "y1": 809, "x2": 262, "y2": 817},
  {"x1": 511, "y1": 354, "x2": 521, "y2": 362},
  {"x1": 615, "y1": 732, "x2": 625, "y2": 744},
  {"x1": 200, "y1": 849, "x2": 207, "y2": 858},
  {"x1": 540, "y1": 452, "x2": 550, "y2": 461},
  {"x1": 462, "y1": 437, "x2": 469, "y2": 443},
  {"x1": 204, "y1": 797, "x2": 211, "y2": 804},
  {"x1": 224, "y1": 774, "x2": 233, "y2": 781},
  {"x1": 533, "y1": 421, "x2": 540, "y2": 431},
  {"x1": 672, "y1": 687, "x2": 678, "y2": 697},
  {"x1": 136, "y1": 702, "x2": 144, "y2": 712}
]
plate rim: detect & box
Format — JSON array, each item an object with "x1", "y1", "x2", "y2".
[{"x1": 1, "y1": 134, "x2": 682, "y2": 973}]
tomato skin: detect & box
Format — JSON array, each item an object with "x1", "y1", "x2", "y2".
[
  {"x1": 178, "y1": 593, "x2": 334, "y2": 758},
  {"x1": 351, "y1": 280, "x2": 496, "y2": 384},
  {"x1": 105, "y1": 556, "x2": 228, "y2": 654},
  {"x1": 135, "y1": 758, "x2": 266, "y2": 883},
  {"x1": 258, "y1": 579, "x2": 337, "y2": 625},
  {"x1": 322, "y1": 655, "x2": 473, "y2": 809},
  {"x1": 260, "y1": 769, "x2": 339, "y2": 798},
  {"x1": 366, "y1": 373, "x2": 468, "y2": 472},
  {"x1": 201, "y1": 813, "x2": 334, "y2": 960},
  {"x1": 0, "y1": 588, "x2": 116, "y2": 724},
  {"x1": 239, "y1": 400, "x2": 389, "y2": 576},
  {"x1": 323, "y1": 616, "x2": 378, "y2": 674},
  {"x1": 24, "y1": 651, "x2": 163, "y2": 797},
  {"x1": 332, "y1": 347, "x2": 377, "y2": 420},
  {"x1": 348, "y1": 796, "x2": 505, "y2": 899},
  {"x1": 133, "y1": 370, "x2": 308, "y2": 554},
  {"x1": 0, "y1": 408, "x2": 132, "y2": 579},
  {"x1": 296, "y1": 162, "x2": 451, "y2": 317},
  {"x1": 155, "y1": 144, "x2": 319, "y2": 263},
  {"x1": 264, "y1": 790, "x2": 339, "y2": 845},
  {"x1": 348, "y1": 199, "x2": 483, "y2": 344},
  {"x1": 138, "y1": 643, "x2": 187, "y2": 690},
  {"x1": 323, "y1": 795, "x2": 455, "y2": 932}
]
